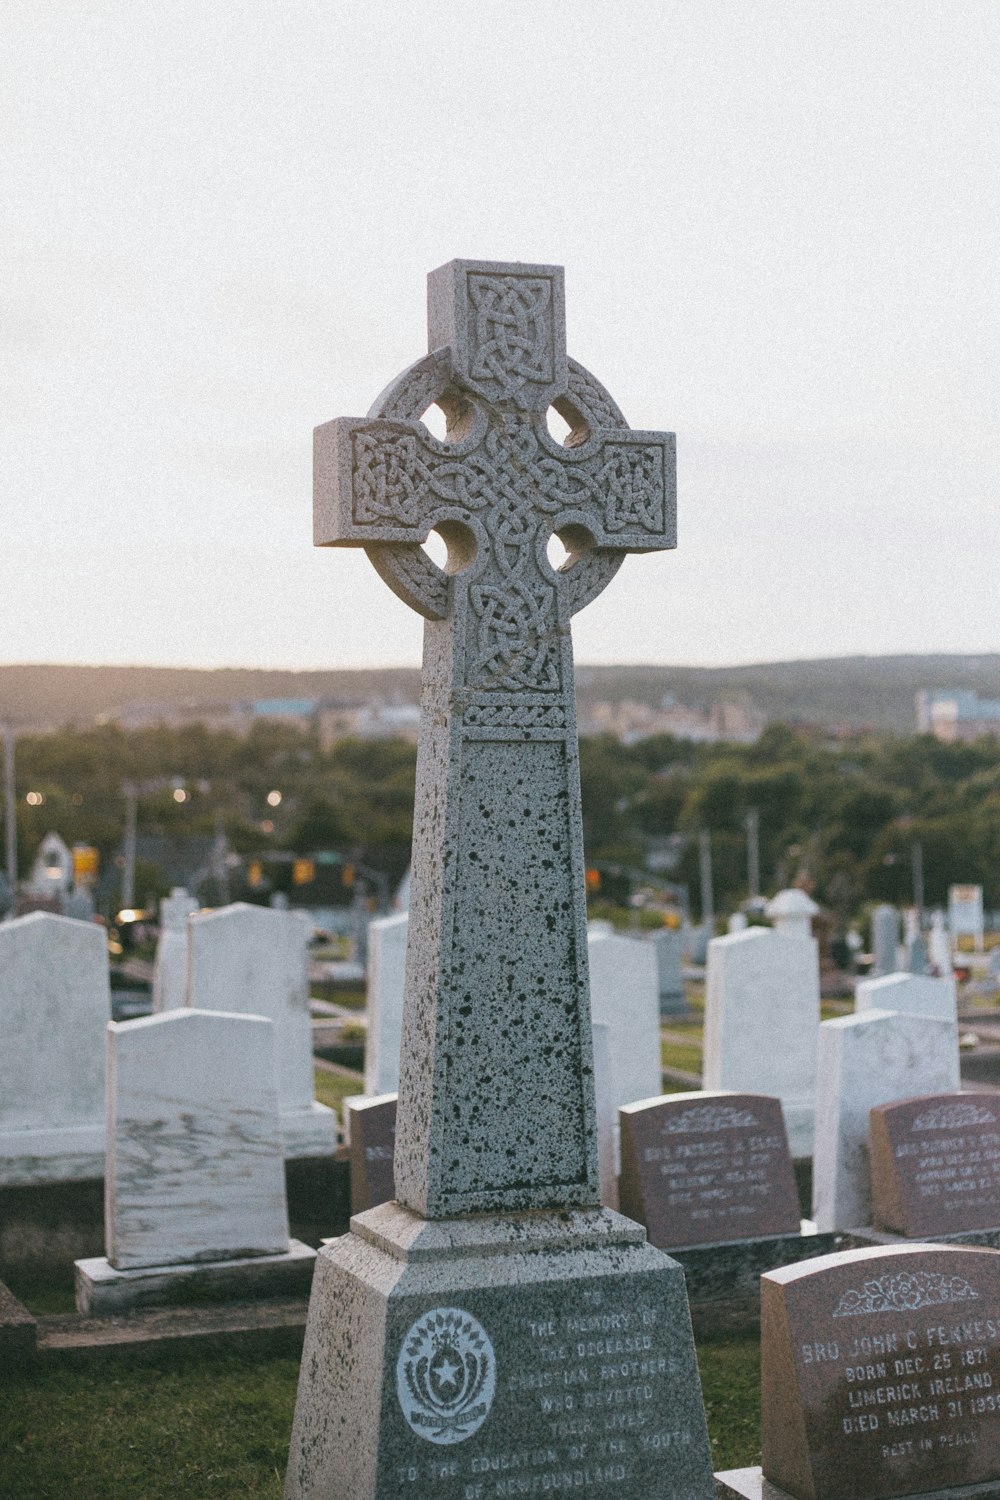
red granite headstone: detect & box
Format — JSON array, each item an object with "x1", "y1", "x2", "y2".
[
  {"x1": 346, "y1": 1093, "x2": 397, "y2": 1216},
  {"x1": 618, "y1": 1090, "x2": 800, "y2": 1249},
  {"x1": 762, "y1": 1244, "x2": 1000, "y2": 1500},
  {"x1": 870, "y1": 1093, "x2": 1000, "y2": 1238}
]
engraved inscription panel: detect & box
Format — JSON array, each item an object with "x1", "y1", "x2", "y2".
[
  {"x1": 762, "y1": 1246, "x2": 1000, "y2": 1500},
  {"x1": 619, "y1": 1091, "x2": 800, "y2": 1249},
  {"x1": 870, "y1": 1093, "x2": 1000, "y2": 1237},
  {"x1": 380, "y1": 1271, "x2": 711, "y2": 1498}
]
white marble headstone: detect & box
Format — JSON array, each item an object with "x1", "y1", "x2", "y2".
[
  {"x1": 929, "y1": 910, "x2": 953, "y2": 976},
  {"x1": 812, "y1": 1008, "x2": 960, "y2": 1231},
  {"x1": 364, "y1": 910, "x2": 409, "y2": 1097},
  {"x1": 587, "y1": 932, "x2": 661, "y2": 1169},
  {"x1": 105, "y1": 1009, "x2": 290, "y2": 1269},
  {"x1": 702, "y1": 924, "x2": 819, "y2": 1157},
  {"x1": 186, "y1": 903, "x2": 335, "y2": 1158},
  {"x1": 855, "y1": 970, "x2": 957, "y2": 1023},
  {"x1": 151, "y1": 887, "x2": 199, "y2": 1013},
  {"x1": 0, "y1": 911, "x2": 110, "y2": 1184}
]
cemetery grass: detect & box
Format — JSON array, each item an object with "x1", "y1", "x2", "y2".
[
  {"x1": 2, "y1": 1331, "x2": 760, "y2": 1497},
  {"x1": 312, "y1": 1063, "x2": 363, "y2": 1119}
]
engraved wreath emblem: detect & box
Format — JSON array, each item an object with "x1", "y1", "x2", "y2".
[
  {"x1": 396, "y1": 1307, "x2": 496, "y2": 1444},
  {"x1": 832, "y1": 1271, "x2": 980, "y2": 1318}
]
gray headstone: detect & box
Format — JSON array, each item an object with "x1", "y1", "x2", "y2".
[
  {"x1": 287, "y1": 259, "x2": 715, "y2": 1500},
  {"x1": 870, "y1": 902, "x2": 899, "y2": 977},
  {"x1": 650, "y1": 926, "x2": 686, "y2": 1015}
]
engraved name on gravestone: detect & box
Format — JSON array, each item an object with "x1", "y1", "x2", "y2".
[
  {"x1": 759, "y1": 1245, "x2": 1000, "y2": 1500},
  {"x1": 287, "y1": 262, "x2": 715, "y2": 1500},
  {"x1": 313, "y1": 259, "x2": 675, "y2": 1219},
  {"x1": 870, "y1": 1094, "x2": 1000, "y2": 1239},
  {"x1": 619, "y1": 1091, "x2": 801, "y2": 1250}
]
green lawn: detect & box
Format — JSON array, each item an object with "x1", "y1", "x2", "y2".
[
  {"x1": 312, "y1": 1065, "x2": 364, "y2": 1120},
  {"x1": 1, "y1": 1330, "x2": 760, "y2": 1498}
]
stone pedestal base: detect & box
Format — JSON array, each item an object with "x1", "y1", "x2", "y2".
[
  {"x1": 74, "y1": 1240, "x2": 316, "y2": 1315},
  {"x1": 715, "y1": 1467, "x2": 1000, "y2": 1500},
  {"x1": 670, "y1": 1222, "x2": 842, "y2": 1305},
  {"x1": 0, "y1": 1123, "x2": 104, "y2": 1187},
  {"x1": 281, "y1": 1102, "x2": 337, "y2": 1159},
  {"x1": 285, "y1": 1203, "x2": 716, "y2": 1500},
  {"x1": 846, "y1": 1224, "x2": 1000, "y2": 1251}
]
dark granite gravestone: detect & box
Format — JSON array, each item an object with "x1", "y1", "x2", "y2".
[
  {"x1": 346, "y1": 1093, "x2": 397, "y2": 1216},
  {"x1": 870, "y1": 1094, "x2": 1000, "y2": 1239},
  {"x1": 285, "y1": 261, "x2": 716, "y2": 1500},
  {"x1": 717, "y1": 1243, "x2": 1000, "y2": 1500},
  {"x1": 619, "y1": 1091, "x2": 801, "y2": 1249}
]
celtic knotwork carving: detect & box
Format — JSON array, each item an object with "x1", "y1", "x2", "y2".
[
  {"x1": 661, "y1": 1105, "x2": 760, "y2": 1134},
  {"x1": 911, "y1": 1102, "x2": 997, "y2": 1132},
  {"x1": 464, "y1": 703, "x2": 567, "y2": 730},
  {"x1": 832, "y1": 1270, "x2": 980, "y2": 1318},
  {"x1": 467, "y1": 273, "x2": 555, "y2": 404},
  {"x1": 564, "y1": 358, "x2": 627, "y2": 431},
  {"x1": 353, "y1": 431, "x2": 429, "y2": 527},
  {"x1": 365, "y1": 543, "x2": 448, "y2": 622},
  {"x1": 470, "y1": 576, "x2": 560, "y2": 691},
  {"x1": 356, "y1": 353, "x2": 664, "y2": 631},
  {"x1": 563, "y1": 550, "x2": 626, "y2": 617},
  {"x1": 600, "y1": 444, "x2": 668, "y2": 533}
]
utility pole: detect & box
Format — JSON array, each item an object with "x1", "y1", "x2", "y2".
[
  {"x1": 911, "y1": 840, "x2": 925, "y2": 926},
  {"x1": 745, "y1": 807, "x2": 760, "y2": 902},
  {"x1": 122, "y1": 782, "x2": 138, "y2": 910},
  {"x1": 699, "y1": 829, "x2": 714, "y2": 936},
  {"x1": 3, "y1": 726, "x2": 16, "y2": 903}
]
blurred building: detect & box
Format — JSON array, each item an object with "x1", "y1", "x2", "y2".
[{"x1": 916, "y1": 689, "x2": 1000, "y2": 743}]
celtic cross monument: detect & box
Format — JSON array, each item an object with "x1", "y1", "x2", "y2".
[{"x1": 287, "y1": 261, "x2": 715, "y2": 1500}]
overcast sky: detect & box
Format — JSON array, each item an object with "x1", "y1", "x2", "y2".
[{"x1": 3, "y1": 2, "x2": 998, "y2": 672}]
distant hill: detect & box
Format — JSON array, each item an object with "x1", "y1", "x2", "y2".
[{"x1": 2, "y1": 655, "x2": 1000, "y2": 735}]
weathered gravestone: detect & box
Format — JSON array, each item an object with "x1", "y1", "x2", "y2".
[
  {"x1": 619, "y1": 1091, "x2": 801, "y2": 1250},
  {"x1": 286, "y1": 260, "x2": 715, "y2": 1499},
  {"x1": 872, "y1": 903, "x2": 901, "y2": 978},
  {"x1": 703, "y1": 898, "x2": 821, "y2": 1158},
  {"x1": 716, "y1": 1243, "x2": 1000, "y2": 1500},
  {"x1": 187, "y1": 903, "x2": 335, "y2": 1158},
  {"x1": 0, "y1": 911, "x2": 110, "y2": 1184},
  {"x1": 364, "y1": 910, "x2": 409, "y2": 1097},
  {"x1": 346, "y1": 1092, "x2": 397, "y2": 1215},
  {"x1": 856, "y1": 973, "x2": 958, "y2": 1025},
  {"x1": 75, "y1": 1009, "x2": 314, "y2": 1313},
  {"x1": 870, "y1": 1093, "x2": 1000, "y2": 1240},
  {"x1": 151, "y1": 886, "x2": 198, "y2": 1012},
  {"x1": 813, "y1": 1011, "x2": 960, "y2": 1233}
]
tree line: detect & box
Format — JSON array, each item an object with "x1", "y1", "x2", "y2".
[{"x1": 9, "y1": 719, "x2": 1000, "y2": 918}]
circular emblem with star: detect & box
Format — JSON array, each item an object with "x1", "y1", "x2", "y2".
[{"x1": 396, "y1": 1306, "x2": 496, "y2": 1445}]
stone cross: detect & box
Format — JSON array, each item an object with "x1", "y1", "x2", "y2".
[{"x1": 315, "y1": 259, "x2": 675, "y2": 1217}]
